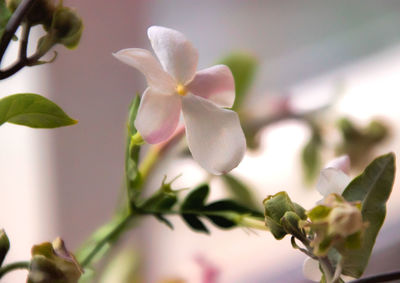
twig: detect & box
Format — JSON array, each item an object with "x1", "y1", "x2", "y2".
[
  {"x1": 0, "y1": 0, "x2": 36, "y2": 63},
  {"x1": 350, "y1": 270, "x2": 400, "y2": 283}
]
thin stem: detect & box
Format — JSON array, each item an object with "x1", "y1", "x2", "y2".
[
  {"x1": 0, "y1": 0, "x2": 36, "y2": 63},
  {"x1": 319, "y1": 256, "x2": 336, "y2": 283},
  {"x1": 0, "y1": 261, "x2": 30, "y2": 279},
  {"x1": 18, "y1": 21, "x2": 31, "y2": 59},
  {"x1": 350, "y1": 270, "x2": 400, "y2": 283},
  {"x1": 79, "y1": 213, "x2": 132, "y2": 268}
]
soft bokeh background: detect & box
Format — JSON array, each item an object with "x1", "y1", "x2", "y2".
[{"x1": 2, "y1": 1, "x2": 400, "y2": 282}]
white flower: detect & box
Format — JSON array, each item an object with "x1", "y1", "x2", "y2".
[
  {"x1": 316, "y1": 155, "x2": 352, "y2": 199},
  {"x1": 113, "y1": 26, "x2": 246, "y2": 175}
]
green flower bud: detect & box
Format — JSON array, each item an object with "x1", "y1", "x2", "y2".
[
  {"x1": 263, "y1": 191, "x2": 306, "y2": 239},
  {"x1": 0, "y1": 229, "x2": 10, "y2": 266},
  {"x1": 28, "y1": 237, "x2": 82, "y2": 283},
  {"x1": 49, "y1": 5, "x2": 83, "y2": 49}
]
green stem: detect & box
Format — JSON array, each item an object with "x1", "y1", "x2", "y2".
[
  {"x1": 79, "y1": 213, "x2": 133, "y2": 268},
  {"x1": 0, "y1": 261, "x2": 30, "y2": 279}
]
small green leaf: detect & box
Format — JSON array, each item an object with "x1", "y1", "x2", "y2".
[
  {"x1": 0, "y1": 229, "x2": 9, "y2": 266},
  {"x1": 181, "y1": 214, "x2": 209, "y2": 234},
  {"x1": 154, "y1": 214, "x2": 174, "y2": 229},
  {"x1": 181, "y1": 184, "x2": 209, "y2": 210},
  {"x1": 218, "y1": 52, "x2": 258, "y2": 110},
  {"x1": 205, "y1": 199, "x2": 263, "y2": 217},
  {"x1": 206, "y1": 215, "x2": 236, "y2": 228},
  {"x1": 302, "y1": 134, "x2": 322, "y2": 184},
  {"x1": 0, "y1": 93, "x2": 77, "y2": 128},
  {"x1": 341, "y1": 153, "x2": 395, "y2": 278},
  {"x1": 221, "y1": 174, "x2": 261, "y2": 211}
]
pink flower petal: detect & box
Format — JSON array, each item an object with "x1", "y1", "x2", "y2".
[
  {"x1": 324, "y1": 155, "x2": 351, "y2": 174},
  {"x1": 148, "y1": 26, "x2": 198, "y2": 84},
  {"x1": 316, "y1": 168, "x2": 352, "y2": 197},
  {"x1": 187, "y1": 65, "x2": 235, "y2": 108},
  {"x1": 135, "y1": 88, "x2": 181, "y2": 144},
  {"x1": 113, "y1": 48, "x2": 175, "y2": 94},
  {"x1": 181, "y1": 94, "x2": 246, "y2": 174}
]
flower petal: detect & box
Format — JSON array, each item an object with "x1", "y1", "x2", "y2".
[
  {"x1": 148, "y1": 26, "x2": 198, "y2": 84},
  {"x1": 181, "y1": 94, "x2": 246, "y2": 174},
  {"x1": 187, "y1": 65, "x2": 235, "y2": 108},
  {"x1": 135, "y1": 88, "x2": 181, "y2": 144},
  {"x1": 303, "y1": 258, "x2": 321, "y2": 282},
  {"x1": 325, "y1": 155, "x2": 351, "y2": 174},
  {"x1": 113, "y1": 48, "x2": 175, "y2": 94},
  {"x1": 316, "y1": 168, "x2": 352, "y2": 197}
]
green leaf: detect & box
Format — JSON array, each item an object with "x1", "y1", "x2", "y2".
[
  {"x1": 221, "y1": 174, "x2": 261, "y2": 211},
  {"x1": 205, "y1": 199, "x2": 263, "y2": 217},
  {"x1": 341, "y1": 153, "x2": 395, "y2": 278},
  {"x1": 0, "y1": 229, "x2": 9, "y2": 266},
  {"x1": 0, "y1": 0, "x2": 11, "y2": 39},
  {"x1": 218, "y1": 52, "x2": 258, "y2": 110},
  {"x1": 0, "y1": 93, "x2": 77, "y2": 128},
  {"x1": 181, "y1": 214, "x2": 209, "y2": 234},
  {"x1": 302, "y1": 134, "x2": 322, "y2": 184},
  {"x1": 154, "y1": 214, "x2": 174, "y2": 229},
  {"x1": 181, "y1": 184, "x2": 209, "y2": 210}
]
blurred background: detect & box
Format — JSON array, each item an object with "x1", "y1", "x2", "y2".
[{"x1": 2, "y1": 0, "x2": 400, "y2": 282}]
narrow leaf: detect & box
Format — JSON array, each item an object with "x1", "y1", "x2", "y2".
[
  {"x1": 205, "y1": 199, "x2": 262, "y2": 217},
  {"x1": 206, "y1": 215, "x2": 236, "y2": 228},
  {"x1": 181, "y1": 184, "x2": 209, "y2": 210},
  {"x1": 222, "y1": 174, "x2": 260, "y2": 211},
  {"x1": 0, "y1": 0, "x2": 11, "y2": 39},
  {"x1": 155, "y1": 214, "x2": 174, "y2": 229},
  {"x1": 218, "y1": 52, "x2": 258, "y2": 110},
  {"x1": 181, "y1": 214, "x2": 209, "y2": 234},
  {"x1": 0, "y1": 93, "x2": 77, "y2": 128},
  {"x1": 341, "y1": 153, "x2": 395, "y2": 278}
]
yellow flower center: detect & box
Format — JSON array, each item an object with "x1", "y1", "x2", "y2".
[{"x1": 176, "y1": 84, "x2": 187, "y2": 96}]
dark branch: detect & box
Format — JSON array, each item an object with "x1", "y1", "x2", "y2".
[{"x1": 350, "y1": 270, "x2": 400, "y2": 283}]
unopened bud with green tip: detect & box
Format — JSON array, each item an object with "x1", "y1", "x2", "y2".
[
  {"x1": 263, "y1": 191, "x2": 306, "y2": 239},
  {"x1": 27, "y1": 237, "x2": 82, "y2": 283},
  {"x1": 0, "y1": 229, "x2": 10, "y2": 266}
]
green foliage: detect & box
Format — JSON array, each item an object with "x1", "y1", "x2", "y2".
[
  {"x1": 221, "y1": 174, "x2": 261, "y2": 211},
  {"x1": 218, "y1": 52, "x2": 258, "y2": 111},
  {"x1": 340, "y1": 153, "x2": 395, "y2": 278},
  {"x1": 0, "y1": 0, "x2": 11, "y2": 39},
  {"x1": 336, "y1": 118, "x2": 389, "y2": 168},
  {"x1": 125, "y1": 96, "x2": 142, "y2": 205},
  {"x1": 140, "y1": 183, "x2": 263, "y2": 234},
  {"x1": 263, "y1": 191, "x2": 306, "y2": 239},
  {"x1": 50, "y1": 5, "x2": 83, "y2": 49},
  {"x1": 302, "y1": 128, "x2": 322, "y2": 184},
  {"x1": 0, "y1": 229, "x2": 9, "y2": 267},
  {"x1": 0, "y1": 93, "x2": 77, "y2": 128}
]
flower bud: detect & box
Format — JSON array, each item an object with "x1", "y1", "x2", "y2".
[
  {"x1": 0, "y1": 229, "x2": 10, "y2": 266},
  {"x1": 28, "y1": 237, "x2": 82, "y2": 283},
  {"x1": 263, "y1": 191, "x2": 306, "y2": 239},
  {"x1": 328, "y1": 203, "x2": 363, "y2": 237},
  {"x1": 49, "y1": 5, "x2": 83, "y2": 49}
]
